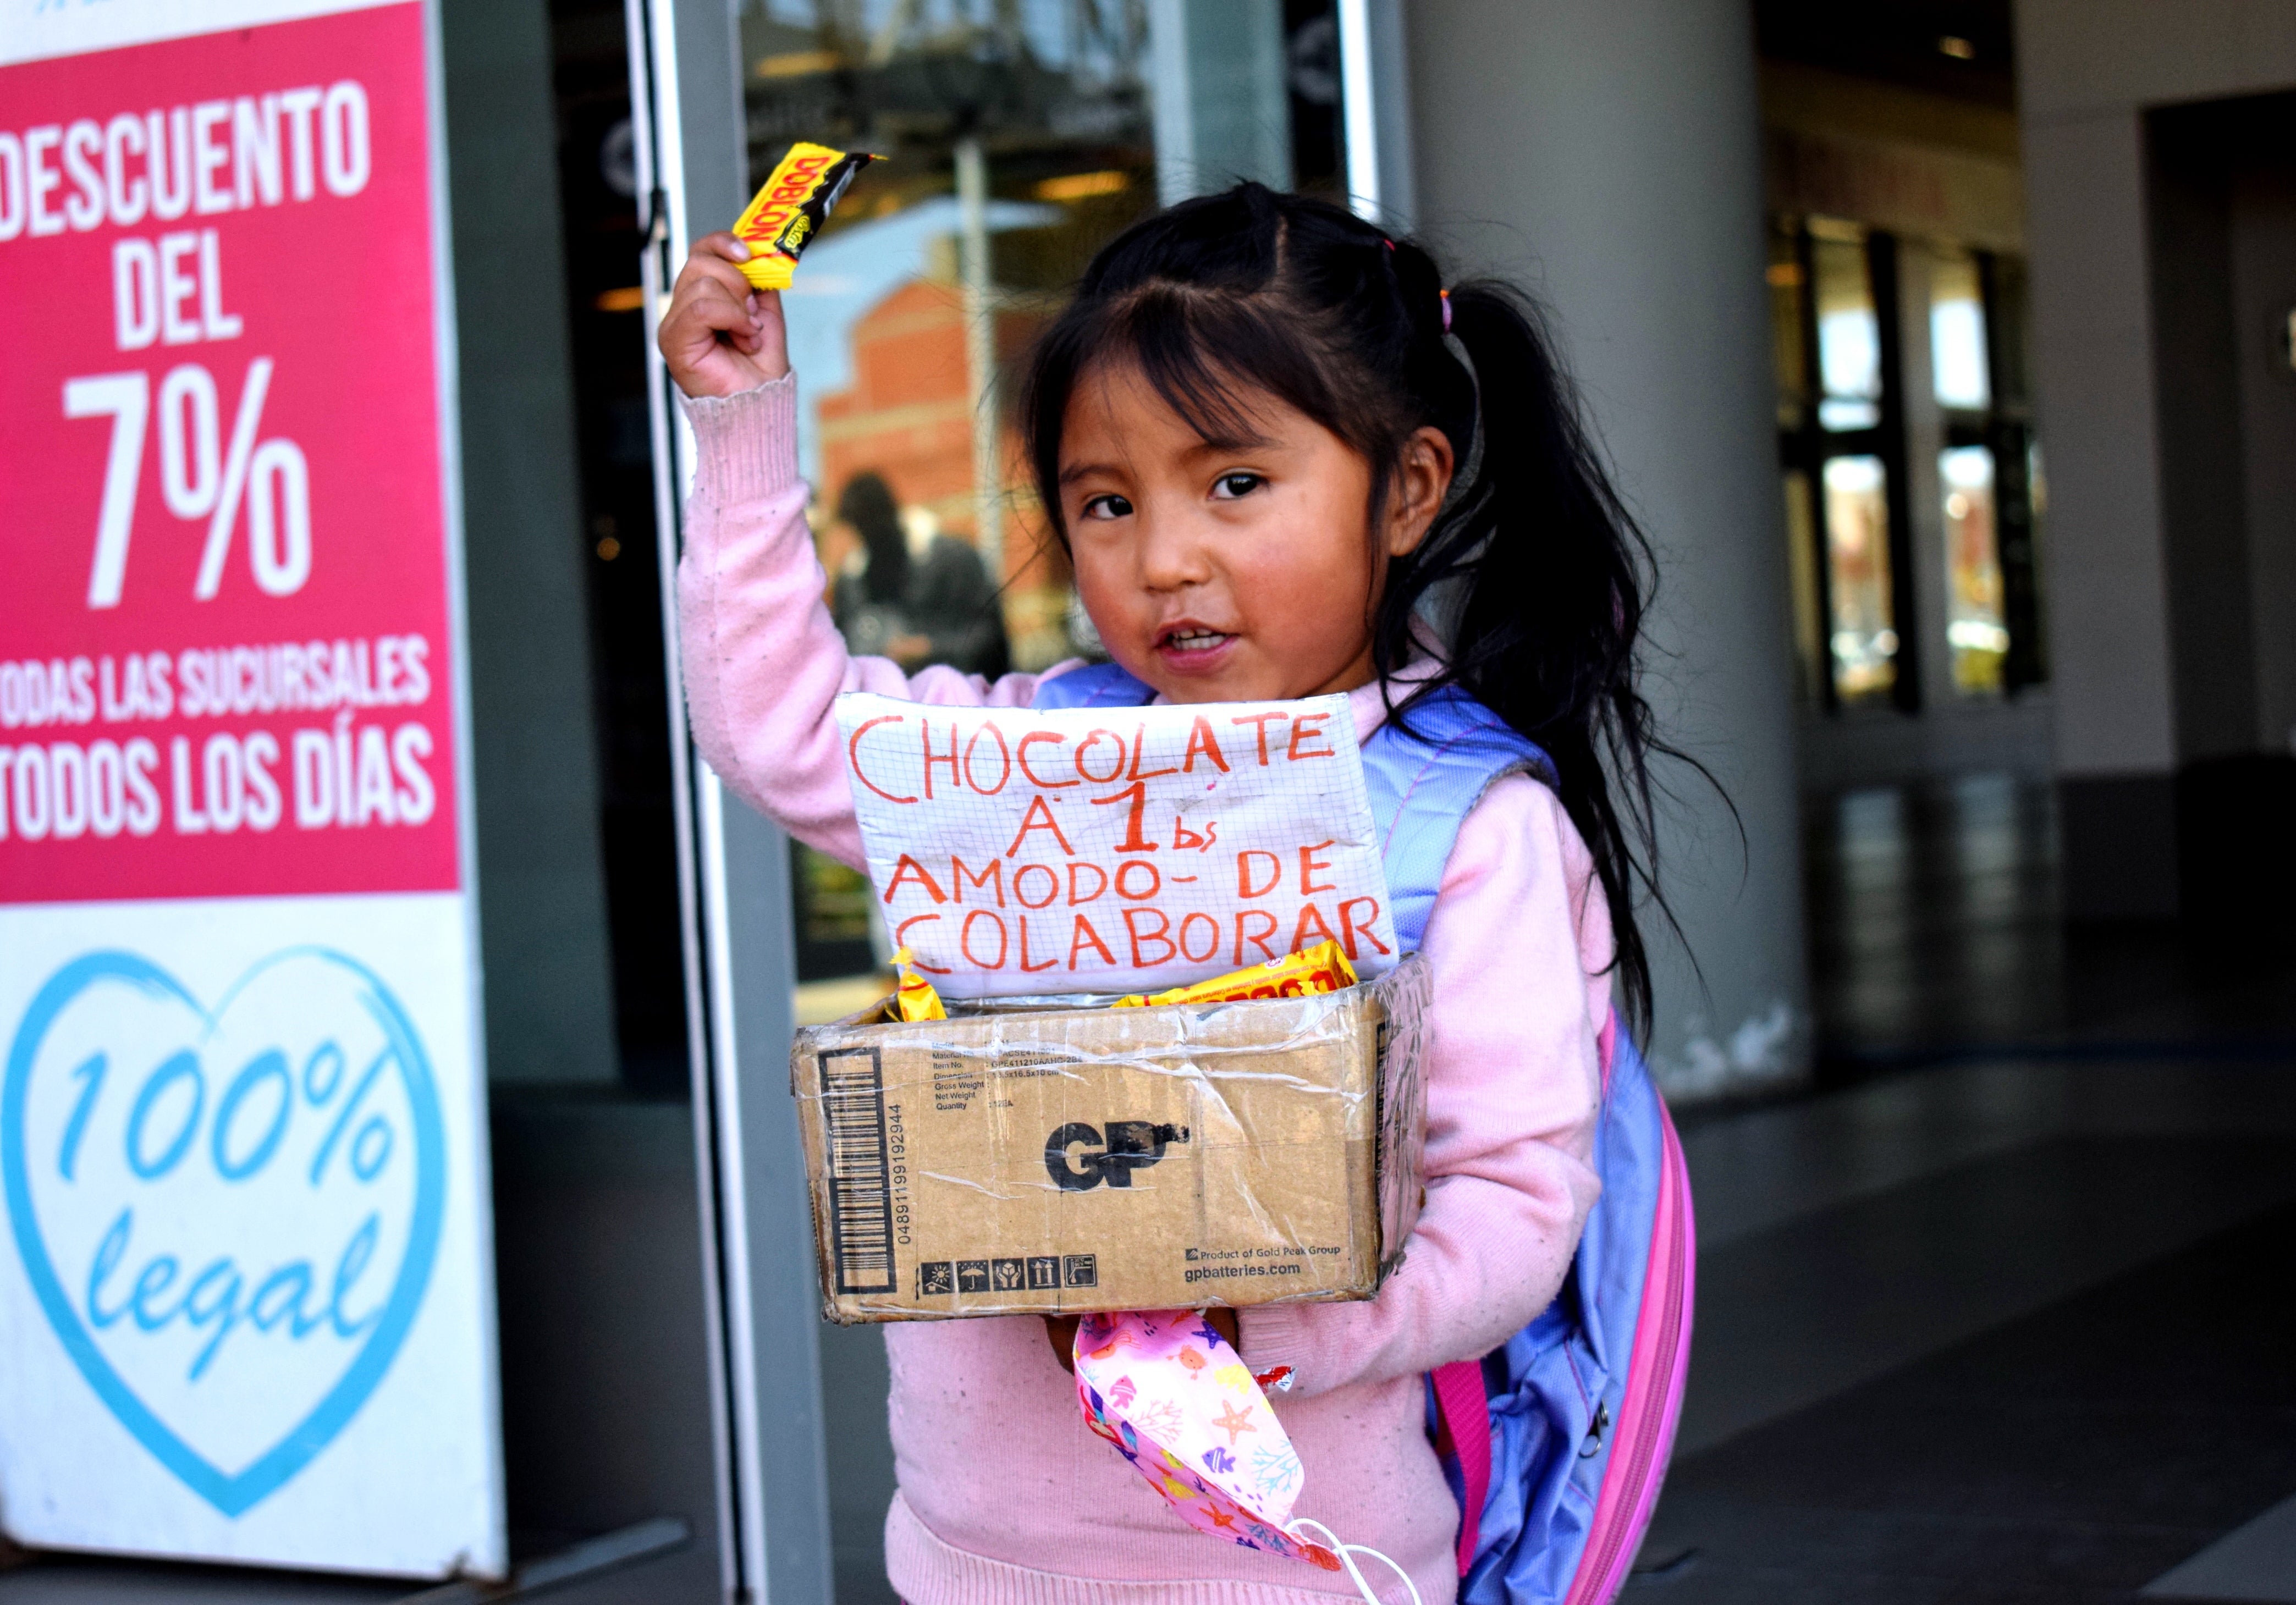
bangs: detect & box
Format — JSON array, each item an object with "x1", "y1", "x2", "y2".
[
  {"x1": 1105, "y1": 285, "x2": 1350, "y2": 451},
  {"x1": 1023, "y1": 278, "x2": 1363, "y2": 537}
]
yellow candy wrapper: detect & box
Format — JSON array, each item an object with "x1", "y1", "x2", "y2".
[
  {"x1": 732, "y1": 142, "x2": 878, "y2": 290},
  {"x1": 891, "y1": 946, "x2": 946, "y2": 1022},
  {"x1": 1111, "y1": 940, "x2": 1358, "y2": 1009}
]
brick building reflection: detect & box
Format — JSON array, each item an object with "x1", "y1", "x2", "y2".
[{"x1": 814, "y1": 275, "x2": 1074, "y2": 670}]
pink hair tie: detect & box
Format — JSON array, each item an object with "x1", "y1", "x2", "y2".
[{"x1": 1440, "y1": 288, "x2": 1452, "y2": 333}]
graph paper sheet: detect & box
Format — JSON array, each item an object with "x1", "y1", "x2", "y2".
[{"x1": 834, "y1": 692, "x2": 1400, "y2": 999}]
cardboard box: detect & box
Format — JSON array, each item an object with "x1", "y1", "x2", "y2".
[{"x1": 789, "y1": 955, "x2": 1430, "y2": 1322}]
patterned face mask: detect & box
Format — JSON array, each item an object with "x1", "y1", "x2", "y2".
[
  {"x1": 1073, "y1": 1310, "x2": 1425, "y2": 1602},
  {"x1": 1072, "y1": 1309, "x2": 1338, "y2": 1567}
]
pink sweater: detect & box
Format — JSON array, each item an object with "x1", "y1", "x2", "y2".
[{"x1": 678, "y1": 376, "x2": 1610, "y2": 1605}]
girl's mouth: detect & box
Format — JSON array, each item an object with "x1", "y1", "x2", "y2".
[{"x1": 1155, "y1": 626, "x2": 1236, "y2": 665}]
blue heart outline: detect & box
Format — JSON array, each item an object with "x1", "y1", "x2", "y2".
[{"x1": 3, "y1": 947, "x2": 447, "y2": 1517}]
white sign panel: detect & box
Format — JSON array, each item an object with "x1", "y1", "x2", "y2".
[
  {"x1": 836, "y1": 692, "x2": 1398, "y2": 997},
  {"x1": 0, "y1": 896, "x2": 499, "y2": 1576},
  {"x1": 0, "y1": 0, "x2": 504, "y2": 1579}
]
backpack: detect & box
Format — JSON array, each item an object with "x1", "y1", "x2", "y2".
[{"x1": 1033, "y1": 663, "x2": 1697, "y2": 1605}]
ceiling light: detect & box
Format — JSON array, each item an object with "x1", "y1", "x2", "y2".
[
  {"x1": 757, "y1": 49, "x2": 843, "y2": 78},
  {"x1": 1034, "y1": 170, "x2": 1130, "y2": 202}
]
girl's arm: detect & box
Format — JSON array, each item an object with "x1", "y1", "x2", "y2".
[
  {"x1": 663, "y1": 235, "x2": 1058, "y2": 867},
  {"x1": 676, "y1": 379, "x2": 1048, "y2": 867},
  {"x1": 1238, "y1": 775, "x2": 1610, "y2": 1397}
]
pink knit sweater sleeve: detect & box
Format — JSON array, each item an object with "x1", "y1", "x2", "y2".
[
  {"x1": 1240, "y1": 771, "x2": 1610, "y2": 1398},
  {"x1": 674, "y1": 377, "x2": 1059, "y2": 868}
]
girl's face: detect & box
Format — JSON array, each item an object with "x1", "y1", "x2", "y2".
[{"x1": 1058, "y1": 362, "x2": 1453, "y2": 705}]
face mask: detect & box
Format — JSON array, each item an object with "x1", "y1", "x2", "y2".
[
  {"x1": 1072, "y1": 1306, "x2": 1431, "y2": 1605},
  {"x1": 1072, "y1": 1309, "x2": 1337, "y2": 1567}
]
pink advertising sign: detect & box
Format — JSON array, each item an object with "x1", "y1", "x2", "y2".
[
  {"x1": 0, "y1": 0, "x2": 504, "y2": 1580},
  {"x1": 0, "y1": 3, "x2": 457, "y2": 901}
]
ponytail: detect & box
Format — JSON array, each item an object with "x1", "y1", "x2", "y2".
[{"x1": 1373, "y1": 280, "x2": 1675, "y2": 1035}]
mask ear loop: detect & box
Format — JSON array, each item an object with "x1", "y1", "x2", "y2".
[{"x1": 1285, "y1": 1518, "x2": 1425, "y2": 1605}]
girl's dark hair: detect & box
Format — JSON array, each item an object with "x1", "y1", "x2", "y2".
[
  {"x1": 838, "y1": 470, "x2": 909, "y2": 604},
  {"x1": 1017, "y1": 182, "x2": 1682, "y2": 1034}
]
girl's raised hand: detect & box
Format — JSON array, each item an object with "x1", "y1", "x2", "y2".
[{"x1": 659, "y1": 231, "x2": 789, "y2": 398}]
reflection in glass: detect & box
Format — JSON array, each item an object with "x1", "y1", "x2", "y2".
[
  {"x1": 1942, "y1": 446, "x2": 2006, "y2": 694},
  {"x1": 1930, "y1": 249, "x2": 1990, "y2": 411},
  {"x1": 1812, "y1": 223, "x2": 1880, "y2": 432},
  {"x1": 1823, "y1": 455, "x2": 1897, "y2": 701},
  {"x1": 800, "y1": 845, "x2": 874, "y2": 941},
  {"x1": 741, "y1": 0, "x2": 1165, "y2": 676},
  {"x1": 748, "y1": 2, "x2": 1314, "y2": 981},
  {"x1": 1782, "y1": 470, "x2": 1823, "y2": 705},
  {"x1": 1768, "y1": 228, "x2": 1808, "y2": 430}
]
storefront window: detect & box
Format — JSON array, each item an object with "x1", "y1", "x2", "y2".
[
  {"x1": 1775, "y1": 216, "x2": 1908, "y2": 708},
  {"x1": 1774, "y1": 213, "x2": 2049, "y2": 715},
  {"x1": 1930, "y1": 249, "x2": 1990, "y2": 411},
  {"x1": 1940, "y1": 445, "x2": 2006, "y2": 693},
  {"x1": 1931, "y1": 244, "x2": 2038, "y2": 698},
  {"x1": 1812, "y1": 221, "x2": 1881, "y2": 431},
  {"x1": 1823, "y1": 455, "x2": 1897, "y2": 701},
  {"x1": 741, "y1": 1, "x2": 1161, "y2": 671}
]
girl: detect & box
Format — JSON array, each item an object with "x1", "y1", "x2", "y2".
[{"x1": 662, "y1": 184, "x2": 1664, "y2": 1605}]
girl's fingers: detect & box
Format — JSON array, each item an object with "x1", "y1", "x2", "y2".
[
  {"x1": 691, "y1": 229, "x2": 752, "y2": 264},
  {"x1": 675, "y1": 277, "x2": 751, "y2": 334},
  {"x1": 659, "y1": 238, "x2": 789, "y2": 394},
  {"x1": 675, "y1": 252, "x2": 762, "y2": 316}
]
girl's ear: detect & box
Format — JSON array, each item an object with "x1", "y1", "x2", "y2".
[{"x1": 1384, "y1": 426, "x2": 1456, "y2": 558}]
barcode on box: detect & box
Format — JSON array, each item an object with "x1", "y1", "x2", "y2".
[{"x1": 817, "y1": 1047, "x2": 896, "y2": 1294}]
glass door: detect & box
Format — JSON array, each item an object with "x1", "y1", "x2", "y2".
[{"x1": 628, "y1": 2, "x2": 1351, "y2": 1600}]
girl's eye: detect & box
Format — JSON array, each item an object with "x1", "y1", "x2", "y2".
[
  {"x1": 1211, "y1": 472, "x2": 1264, "y2": 501},
  {"x1": 1080, "y1": 493, "x2": 1133, "y2": 521}
]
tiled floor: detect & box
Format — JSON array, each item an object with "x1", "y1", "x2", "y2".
[
  {"x1": 1804, "y1": 774, "x2": 2296, "y2": 1071},
  {"x1": 1642, "y1": 1192, "x2": 2296, "y2": 1603},
  {"x1": 1638, "y1": 776, "x2": 2296, "y2": 1603}
]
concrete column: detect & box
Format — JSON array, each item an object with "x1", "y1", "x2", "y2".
[
  {"x1": 2016, "y1": 0, "x2": 2296, "y2": 918},
  {"x1": 1403, "y1": 1, "x2": 1810, "y2": 1096},
  {"x1": 2017, "y1": 101, "x2": 2181, "y2": 915}
]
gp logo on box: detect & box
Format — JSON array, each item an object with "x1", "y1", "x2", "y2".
[{"x1": 1043, "y1": 1120, "x2": 1190, "y2": 1190}]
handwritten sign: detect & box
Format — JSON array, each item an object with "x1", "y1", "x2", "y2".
[{"x1": 836, "y1": 692, "x2": 1398, "y2": 997}]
